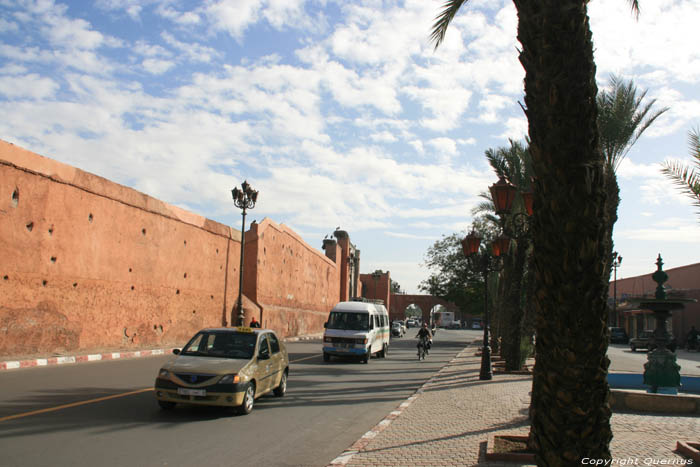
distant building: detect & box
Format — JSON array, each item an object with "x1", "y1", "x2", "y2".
[{"x1": 610, "y1": 262, "x2": 700, "y2": 345}]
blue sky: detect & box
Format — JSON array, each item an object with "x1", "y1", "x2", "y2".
[{"x1": 1, "y1": 0, "x2": 699, "y2": 294}]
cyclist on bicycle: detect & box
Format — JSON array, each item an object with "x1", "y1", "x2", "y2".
[{"x1": 416, "y1": 322, "x2": 433, "y2": 356}]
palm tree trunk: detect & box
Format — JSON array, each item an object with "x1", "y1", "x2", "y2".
[
  {"x1": 501, "y1": 239, "x2": 528, "y2": 371},
  {"x1": 515, "y1": 0, "x2": 613, "y2": 464}
]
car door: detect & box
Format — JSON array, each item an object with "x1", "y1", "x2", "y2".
[
  {"x1": 256, "y1": 333, "x2": 273, "y2": 395},
  {"x1": 267, "y1": 333, "x2": 284, "y2": 388}
]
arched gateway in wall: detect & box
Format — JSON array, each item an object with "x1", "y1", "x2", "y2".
[{"x1": 389, "y1": 294, "x2": 459, "y2": 324}]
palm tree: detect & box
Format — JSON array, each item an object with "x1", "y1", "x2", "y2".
[
  {"x1": 432, "y1": 1, "x2": 640, "y2": 464},
  {"x1": 598, "y1": 76, "x2": 668, "y2": 295},
  {"x1": 473, "y1": 141, "x2": 534, "y2": 371},
  {"x1": 661, "y1": 128, "x2": 700, "y2": 220}
]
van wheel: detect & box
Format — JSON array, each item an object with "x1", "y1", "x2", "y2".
[
  {"x1": 362, "y1": 353, "x2": 369, "y2": 364},
  {"x1": 380, "y1": 344, "x2": 388, "y2": 358},
  {"x1": 323, "y1": 352, "x2": 330, "y2": 362}
]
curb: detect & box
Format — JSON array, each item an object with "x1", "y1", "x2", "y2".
[
  {"x1": 0, "y1": 348, "x2": 173, "y2": 371},
  {"x1": 0, "y1": 333, "x2": 325, "y2": 371},
  {"x1": 327, "y1": 344, "x2": 474, "y2": 466}
]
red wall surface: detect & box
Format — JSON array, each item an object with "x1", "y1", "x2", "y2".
[
  {"x1": 245, "y1": 220, "x2": 340, "y2": 336},
  {"x1": 0, "y1": 140, "x2": 338, "y2": 359}
]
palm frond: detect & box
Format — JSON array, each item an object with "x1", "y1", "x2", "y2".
[
  {"x1": 660, "y1": 128, "x2": 700, "y2": 218},
  {"x1": 628, "y1": 0, "x2": 640, "y2": 19},
  {"x1": 430, "y1": 0, "x2": 469, "y2": 50},
  {"x1": 597, "y1": 74, "x2": 668, "y2": 173}
]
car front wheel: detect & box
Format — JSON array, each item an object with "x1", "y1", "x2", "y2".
[
  {"x1": 158, "y1": 400, "x2": 176, "y2": 410},
  {"x1": 238, "y1": 383, "x2": 255, "y2": 415}
]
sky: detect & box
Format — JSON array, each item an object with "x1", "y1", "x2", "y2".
[{"x1": 1, "y1": 0, "x2": 700, "y2": 294}]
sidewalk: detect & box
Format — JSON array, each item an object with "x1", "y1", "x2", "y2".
[{"x1": 329, "y1": 343, "x2": 700, "y2": 467}]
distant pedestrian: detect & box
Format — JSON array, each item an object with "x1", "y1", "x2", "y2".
[{"x1": 250, "y1": 316, "x2": 261, "y2": 328}]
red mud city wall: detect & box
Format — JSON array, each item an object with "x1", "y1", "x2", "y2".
[
  {"x1": 244, "y1": 219, "x2": 340, "y2": 337},
  {"x1": 0, "y1": 140, "x2": 339, "y2": 359}
]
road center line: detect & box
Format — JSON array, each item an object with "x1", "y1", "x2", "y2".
[
  {"x1": 3, "y1": 355, "x2": 320, "y2": 423},
  {"x1": 0, "y1": 388, "x2": 154, "y2": 423},
  {"x1": 291, "y1": 354, "x2": 320, "y2": 363}
]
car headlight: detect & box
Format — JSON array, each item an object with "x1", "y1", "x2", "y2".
[
  {"x1": 158, "y1": 369, "x2": 170, "y2": 378},
  {"x1": 324, "y1": 336, "x2": 332, "y2": 343},
  {"x1": 356, "y1": 338, "x2": 367, "y2": 345},
  {"x1": 219, "y1": 374, "x2": 240, "y2": 384}
]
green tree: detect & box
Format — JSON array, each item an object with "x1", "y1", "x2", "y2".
[
  {"x1": 661, "y1": 128, "x2": 700, "y2": 220},
  {"x1": 419, "y1": 220, "x2": 498, "y2": 318},
  {"x1": 432, "y1": 1, "x2": 641, "y2": 463}
]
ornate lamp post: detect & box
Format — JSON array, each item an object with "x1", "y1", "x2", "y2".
[
  {"x1": 461, "y1": 230, "x2": 507, "y2": 380},
  {"x1": 612, "y1": 252, "x2": 622, "y2": 326},
  {"x1": 486, "y1": 176, "x2": 533, "y2": 357},
  {"x1": 489, "y1": 175, "x2": 533, "y2": 238},
  {"x1": 231, "y1": 181, "x2": 258, "y2": 326}
]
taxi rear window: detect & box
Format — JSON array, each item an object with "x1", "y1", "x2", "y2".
[{"x1": 181, "y1": 331, "x2": 257, "y2": 359}]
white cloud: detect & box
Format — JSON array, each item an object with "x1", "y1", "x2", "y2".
[
  {"x1": 142, "y1": 58, "x2": 175, "y2": 75},
  {"x1": 0, "y1": 73, "x2": 58, "y2": 99}
]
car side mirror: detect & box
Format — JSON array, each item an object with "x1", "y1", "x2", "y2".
[
  {"x1": 258, "y1": 352, "x2": 270, "y2": 360},
  {"x1": 324, "y1": 322, "x2": 328, "y2": 328},
  {"x1": 172, "y1": 349, "x2": 181, "y2": 355}
]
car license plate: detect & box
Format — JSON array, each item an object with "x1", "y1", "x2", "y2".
[{"x1": 178, "y1": 388, "x2": 206, "y2": 396}]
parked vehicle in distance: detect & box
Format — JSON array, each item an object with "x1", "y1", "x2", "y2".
[
  {"x1": 323, "y1": 300, "x2": 390, "y2": 363},
  {"x1": 154, "y1": 327, "x2": 289, "y2": 415},
  {"x1": 608, "y1": 327, "x2": 629, "y2": 344},
  {"x1": 629, "y1": 330, "x2": 677, "y2": 352},
  {"x1": 391, "y1": 321, "x2": 406, "y2": 337},
  {"x1": 447, "y1": 321, "x2": 462, "y2": 329},
  {"x1": 471, "y1": 322, "x2": 482, "y2": 330}
]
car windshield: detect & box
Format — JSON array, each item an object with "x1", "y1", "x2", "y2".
[
  {"x1": 180, "y1": 331, "x2": 257, "y2": 359},
  {"x1": 327, "y1": 312, "x2": 369, "y2": 331}
]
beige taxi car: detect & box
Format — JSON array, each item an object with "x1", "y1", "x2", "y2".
[{"x1": 154, "y1": 327, "x2": 289, "y2": 415}]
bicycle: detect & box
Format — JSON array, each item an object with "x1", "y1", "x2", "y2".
[{"x1": 417, "y1": 336, "x2": 430, "y2": 360}]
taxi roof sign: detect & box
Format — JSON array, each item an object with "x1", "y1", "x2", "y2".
[{"x1": 236, "y1": 326, "x2": 254, "y2": 333}]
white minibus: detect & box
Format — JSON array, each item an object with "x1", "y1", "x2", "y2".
[{"x1": 322, "y1": 300, "x2": 390, "y2": 363}]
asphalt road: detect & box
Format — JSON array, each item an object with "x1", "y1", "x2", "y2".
[
  {"x1": 3, "y1": 331, "x2": 698, "y2": 467},
  {"x1": 0, "y1": 329, "x2": 476, "y2": 467}
]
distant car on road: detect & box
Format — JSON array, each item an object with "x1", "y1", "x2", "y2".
[
  {"x1": 154, "y1": 327, "x2": 289, "y2": 415},
  {"x1": 629, "y1": 330, "x2": 677, "y2": 352},
  {"x1": 447, "y1": 321, "x2": 462, "y2": 329},
  {"x1": 471, "y1": 322, "x2": 482, "y2": 330},
  {"x1": 392, "y1": 321, "x2": 406, "y2": 337},
  {"x1": 608, "y1": 327, "x2": 628, "y2": 344}
]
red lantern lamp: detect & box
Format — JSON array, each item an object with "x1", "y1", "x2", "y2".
[
  {"x1": 461, "y1": 231, "x2": 482, "y2": 257},
  {"x1": 491, "y1": 235, "x2": 511, "y2": 257},
  {"x1": 489, "y1": 176, "x2": 517, "y2": 215}
]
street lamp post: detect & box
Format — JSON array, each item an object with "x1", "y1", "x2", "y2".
[
  {"x1": 231, "y1": 181, "x2": 258, "y2": 327},
  {"x1": 612, "y1": 252, "x2": 622, "y2": 326},
  {"x1": 461, "y1": 230, "x2": 507, "y2": 381}
]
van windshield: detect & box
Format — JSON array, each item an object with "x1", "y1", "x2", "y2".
[{"x1": 327, "y1": 312, "x2": 369, "y2": 331}]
